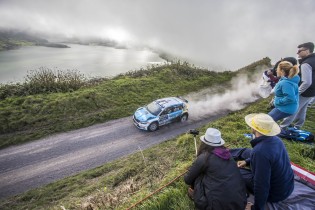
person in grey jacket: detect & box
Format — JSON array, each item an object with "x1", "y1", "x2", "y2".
[
  {"x1": 184, "y1": 128, "x2": 247, "y2": 210},
  {"x1": 281, "y1": 42, "x2": 315, "y2": 129}
]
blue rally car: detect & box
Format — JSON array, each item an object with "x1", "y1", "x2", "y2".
[{"x1": 133, "y1": 97, "x2": 189, "y2": 131}]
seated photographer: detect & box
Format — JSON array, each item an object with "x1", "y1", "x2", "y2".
[
  {"x1": 230, "y1": 113, "x2": 294, "y2": 210},
  {"x1": 184, "y1": 128, "x2": 247, "y2": 210}
]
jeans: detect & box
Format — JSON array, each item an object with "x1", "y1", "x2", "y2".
[
  {"x1": 268, "y1": 108, "x2": 291, "y2": 122},
  {"x1": 281, "y1": 96, "x2": 314, "y2": 128}
]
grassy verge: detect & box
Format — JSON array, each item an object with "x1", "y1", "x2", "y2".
[
  {"x1": 0, "y1": 58, "x2": 270, "y2": 149},
  {"x1": 0, "y1": 96, "x2": 313, "y2": 210}
]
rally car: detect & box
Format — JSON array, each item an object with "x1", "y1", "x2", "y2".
[{"x1": 133, "y1": 97, "x2": 189, "y2": 131}]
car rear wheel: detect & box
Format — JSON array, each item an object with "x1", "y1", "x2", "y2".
[
  {"x1": 148, "y1": 122, "x2": 159, "y2": 132},
  {"x1": 180, "y1": 114, "x2": 188, "y2": 122}
]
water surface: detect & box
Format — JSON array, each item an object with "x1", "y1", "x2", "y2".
[{"x1": 0, "y1": 44, "x2": 165, "y2": 83}]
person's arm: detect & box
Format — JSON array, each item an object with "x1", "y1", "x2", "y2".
[
  {"x1": 184, "y1": 153, "x2": 207, "y2": 186},
  {"x1": 299, "y1": 63, "x2": 312, "y2": 94},
  {"x1": 251, "y1": 151, "x2": 271, "y2": 210}
]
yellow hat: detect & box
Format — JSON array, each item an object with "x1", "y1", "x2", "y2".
[{"x1": 245, "y1": 113, "x2": 280, "y2": 136}]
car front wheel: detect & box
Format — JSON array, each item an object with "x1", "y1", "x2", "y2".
[
  {"x1": 148, "y1": 122, "x2": 159, "y2": 132},
  {"x1": 180, "y1": 114, "x2": 188, "y2": 122}
]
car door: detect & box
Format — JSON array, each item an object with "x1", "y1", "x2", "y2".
[
  {"x1": 158, "y1": 108, "x2": 170, "y2": 125},
  {"x1": 168, "y1": 105, "x2": 182, "y2": 121}
]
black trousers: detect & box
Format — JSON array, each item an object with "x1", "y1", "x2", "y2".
[{"x1": 230, "y1": 148, "x2": 254, "y2": 194}]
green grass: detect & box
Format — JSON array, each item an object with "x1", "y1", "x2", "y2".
[
  {"x1": 0, "y1": 97, "x2": 313, "y2": 210},
  {"x1": 1, "y1": 59, "x2": 273, "y2": 149},
  {"x1": 0, "y1": 57, "x2": 313, "y2": 210}
]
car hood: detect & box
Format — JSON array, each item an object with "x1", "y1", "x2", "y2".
[{"x1": 134, "y1": 107, "x2": 156, "y2": 121}]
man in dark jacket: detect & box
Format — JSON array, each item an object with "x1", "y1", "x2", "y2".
[
  {"x1": 184, "y1": 128, "x2": 247, "y2": 210},
  {"x1": 281, "y1": 42, "x2": 315, "y2": 129},
  {"x1": 231, "y1": 113, "x2": 294, "y2": 210}
]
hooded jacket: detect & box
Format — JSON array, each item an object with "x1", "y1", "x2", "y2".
[
  {"x1": 184, "y1": 147, "x2": 247, "y2": 210},
  {"x1": 273, "y1": 75, "x2": 300, "y2": 114}
]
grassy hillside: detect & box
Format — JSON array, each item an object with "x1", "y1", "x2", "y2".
[
  {"x1": 0, "y1": 30, "x2": 69, "y2": 51},
  {"x1": 0, "y1": 58, "x2": 270, "y2": 149},
  {"x1": 0, "y1": 30, "x2": 43, "y2": 50},
  {"x1": 0, "y1": 39, "x2": 34, "y2": 51},
  {"x1": 0, "y1": 57, "x2": 314, "y2": 210}
]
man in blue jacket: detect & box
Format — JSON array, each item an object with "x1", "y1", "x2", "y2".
[{"x1": 230, "y1": 113, "x2": 294, "y2": 210}]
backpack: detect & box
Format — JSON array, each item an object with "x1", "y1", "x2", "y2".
[{"x1": 278, "y1": 127, "x2": 314, "y2": 142}]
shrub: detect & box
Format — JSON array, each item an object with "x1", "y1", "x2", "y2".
[
  {"x1": 0, "y1": 68, "x2": 87, "y2": 99},
  {"x1": 24, "y1": 67, "x2": 86, "y2": 94}
]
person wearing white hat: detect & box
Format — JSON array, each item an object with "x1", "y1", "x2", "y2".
[
  {"x1": 184, "y1": 128, "x2": 247, "y2": 210},
  {"x1": 230, "y1": 113, "x2": 294, "y2": 210}
]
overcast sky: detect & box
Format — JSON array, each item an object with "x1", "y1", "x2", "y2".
[{"x1": 0, "y1": 0, "x2": 314, "y2": 70}]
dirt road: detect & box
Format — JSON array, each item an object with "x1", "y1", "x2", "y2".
[{"x1": 0, "y1": 114, "x2": 224, "y2": 199}]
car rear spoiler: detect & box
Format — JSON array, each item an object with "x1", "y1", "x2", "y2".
[{"x1": 176, "y1": 96, "x2": 188, "y2": 103}]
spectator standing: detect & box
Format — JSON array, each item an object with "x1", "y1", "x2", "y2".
[
  {"x1": 281, "y1": 42, "x2": 315, "y2": 129},
  {"x1": 264, "y1": 57, "x2": 298, "y2": 88},
  {"x1": 268, "y1": 61, "x2": 300, "y2": 121}
]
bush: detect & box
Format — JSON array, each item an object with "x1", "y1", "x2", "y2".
[
  {"x1": 0, "y1": 68, "x2": 87, "y2": 99},
  {"x1": 24, "y1": 67, "x2": 86, "y2": 93}
]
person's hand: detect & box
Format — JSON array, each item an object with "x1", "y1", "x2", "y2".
[
  {"x1": 187, "y1": 187, "x2": 194, "y2": 201},
  {"x1": 237, "y1": 160, "x2": 247, "y2": 168},
  {"x1": 245, "y1": 202, "x2": 253, "y2": 210},
  {"x1": 269, "y1": 98, "x2": 274, "y2": 105}
]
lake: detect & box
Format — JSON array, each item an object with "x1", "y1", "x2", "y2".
[{"x1": 0, "y1": 44, "x2": 166, "y2": 84}]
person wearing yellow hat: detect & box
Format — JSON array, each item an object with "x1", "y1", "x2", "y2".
[{"x1": 230, "y1": 113, "x2": 294, "y2": 210}]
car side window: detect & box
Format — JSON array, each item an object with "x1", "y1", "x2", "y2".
[
  {"x1": 161, "y1": 108, "x2": 170, "y2": 115},
  {"x1": 174, "y1": 105, "x2": 182, "y2": 112}
]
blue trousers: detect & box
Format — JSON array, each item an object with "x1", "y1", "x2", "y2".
[
  {"x1": 268, "y1": 108, "x2": 291, "y2": 122},
  {"x1": 230, "y1": 148, "x2": 254, "y2": 193}
]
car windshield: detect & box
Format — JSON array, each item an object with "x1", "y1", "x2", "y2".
[{"x1": 146, "y1": 102, "x2": 162, "y2": 116}]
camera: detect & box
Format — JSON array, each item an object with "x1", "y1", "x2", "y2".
[{"x1": 189, "y1": 129, "x2": 199, "y2": 135}]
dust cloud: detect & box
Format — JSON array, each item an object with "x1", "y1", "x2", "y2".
[{"x1": 185, "y1": 69, "x2": 266, "y2": 120}]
